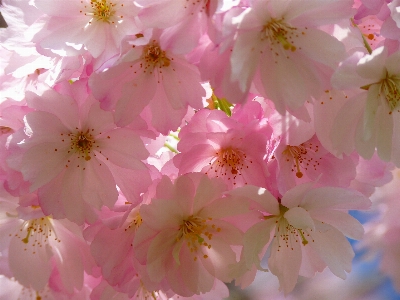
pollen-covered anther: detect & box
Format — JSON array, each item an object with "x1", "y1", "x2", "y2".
[
  {"x1": 275, "y1": 217, "x2": 311, "y2": 251},
  {"x1": 124, "y1": 213, "x2": 143, "y2": 232},
  {"x1": 135, "y1": 281, "x2": 160, "y2": 300},
  {"x1": 263, "y1": 18, "x2": 297, "y2": 51},
  {"x1": 207, "y1": 147, "x2": 251, "y2": 185},
  {"x1": 380, "y1": 75, "x2": 400, "y2": 112},
  {"x1": 142, "y1": 41, "x2": 171, "y2": 71},
  {"x1": 282, "y1": 143, "x2": 321, "y2": 178},
  {"x1": 70, "y1": 129, "x2": 95, "y2": 161},
  {"x1": 176, "y1": 215, "x2": 220, "y2": 257},
  {"x1": 88, "y1": 0, "x2": 116, "y2": 22},
  {"x1": 16, "y1": 217, "x2": 59, "y2": 253}
]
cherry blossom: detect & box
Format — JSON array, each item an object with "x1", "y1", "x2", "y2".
[
  {"x1": 2, "y1": 0, "x2": 400, "y2": 298},
  {"x1": 133, "y1": 173, "x2": 249, "y2": 296},
  {"x1": 173, "y1": 106, "x2": 271, "y2": 189},
  {"x1": 232, "y1": 183, "x2": 370, "y2": 294},
  {"x1": 7, "y1": 86, "x2": 151, "y2": 224},
  {"x1": 331, "y1": 46, "x2": 400, "y2": 166},
  {"x1": 31, "y1": 0, "x2": 142, "y2": 64},
  {"x1": 0, "y1": 198, "x2": 94, "y2": 293},
  {"x1": 230, "y1": 0, "x2": 352, "y2": 114}
]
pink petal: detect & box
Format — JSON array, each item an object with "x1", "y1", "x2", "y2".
[
  {"x1": 192, "y1": 174, "x2": 227, "y2": 214},
  {"x1": 21, "y1": 142, "x2": 70, "y2": 191},
  {"x1": 114, "y1": 73, "x2": 157, "y2": 127},
  {"x1": 146, "y1": 229, "x2": 177, "y2": 282},
  {"x1": 97, "y1": 128, "x2": 149, "y2": 169},
  {"x1": 228, "y1": 186, "x2": 280, "y2": 215},
  {"x1": 34, "y1": 0, "x2": 82, "y2": 17},
  {"x1": 81, "y1": 159, "x2": 119, "y2": 209},
  {"x1": 9, "y1": 235, "x2": 52, "y2": 290},
  {"x1": 26, "y1": 90, "x2": 80, "y2": 131},
  {"x1": 140, "y1": 200, "x2": 182, "y2": 231},
  {"x1": 199, "y1": 195, "x2": 249, "y2": 220}
]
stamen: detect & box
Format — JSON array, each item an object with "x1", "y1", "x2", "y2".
[
  {"x1": 69, "y1": 129, "x2": 95, "y2": 161},
  {"x1": 380, "y1": 75, "x2": 400, "y2": 112},
  {"x1": 142, "y1": 41, "x2": 171, "y2": 73},
  {"x1": 176, "y1": 215, "x2": 221, "y2": 260},
  {"x1": 263, "y1": 19, "x2": 297, "y2": 51},
  {"x1": 16, "y1": 217, "x2": 60, "y2": 254},
  {"x1": 124, "y1": 212, "x2": 143, "y2": 232},
  {"x1": 89, "y1": 0, "x2": 116, "y2": 23},
  {"x1": 282, "y1": 143, "x2": 321, "y2": 178},
  {"x1": 206, "y1": 146, "x2": 251, "y2": 185},
  {"x1": 298, "y1": 229, "x2": 309, "y2": 245}
]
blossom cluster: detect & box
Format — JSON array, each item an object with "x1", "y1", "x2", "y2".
[{"x1": 0, "y1": 0, "x2": 400, "y2": 299}]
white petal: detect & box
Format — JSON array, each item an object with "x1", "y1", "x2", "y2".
[
  {"x1": 309, "y1": 210, "x2": 364, "y2": 240},
  {"x1": 309, "y1": 222, "x2": 354, "y2": 279},
  {"x1": 284, "y1": 207, "x2": 315, "y2": 231}
]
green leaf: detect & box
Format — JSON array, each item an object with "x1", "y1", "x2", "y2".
[{"x1": 211, "y1": 94, "x2": 233, "y2": 116}]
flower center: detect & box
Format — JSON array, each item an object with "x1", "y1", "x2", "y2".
[
  {"x1": 265, "y1": 204, "x2": 313, "y2": 250},
  {"x1": 176, "y1": 215, "x2": 220, "y2": 261},
  {"x1": 125, "y1": 212, "x2": 143, "y2": 233},
  {"x1": 142, "y1": 41, "x2": 171, "y2": 73},
  {"x1": 206, "y1": 147, "x2": 252, "y2": 185},
  {"x1": 15, "y1": 217, "x2": 60, "y2": 254},
  {"x1": 282, "y1": 142, "x2": 321, "y2": 178},
  {"x1": 90, "y1": 0, "x2": 115, "y2": 22},
  {"x1": 263, "y1": 19, "x2": 297, "y2": 51},
  {"x1": 69, "y1": 129, "x2": 95, "y2": 161},
  {"x1": 380, "y1": 75, "x2": 400, "y2": 113},
  {"x1": 275, "y1": 218, "x2": 311, "y2": 250}
]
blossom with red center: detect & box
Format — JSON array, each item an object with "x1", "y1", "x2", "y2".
[
  {"x1": 133, "y1": 173, "x2": 249, "y2": 297},
  {"x1": 274, "y1": 135, "x2": 357, "y2": 194},
  {"x1": 173, "y1": 107, "x2": 270, "y2": 189}
]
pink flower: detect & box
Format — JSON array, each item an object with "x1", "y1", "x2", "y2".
[
  {"x1": 173, "y1": 106, "x2": 271, "y2": 189},
  {"x1": 136, "y1": 0, "x2": 234, "y2": 54},
  {"x1": 0, "y1": 201, "x2": 94, "y2": 292},
  {"x1": 8, "y1": 86, "x2": 151, "y2": 224},
  {"x1": 232, "y1": 183, "x2": 370, "y2": 294},
  {"x1": 230, "y1": 0, "x2": 351, "y2": 114},
  {"x1": 331, "y1": 46, "x2": 400, "y2": 166},
  {"x1": 31, "y1": 0, "x2": 142, "y2": 61},
  {"x1": 89, "y1": 205, "x2": 147, "y2": 295},
  {"x1": 274, "y1": 134, "x2": 357, "y2": 194},
  {"x1": 133, "y1": 173, "x2": 249, "y2": 297},
  {"x1": 89, "y1": 31, "x2": 205, "y2": 134}
]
